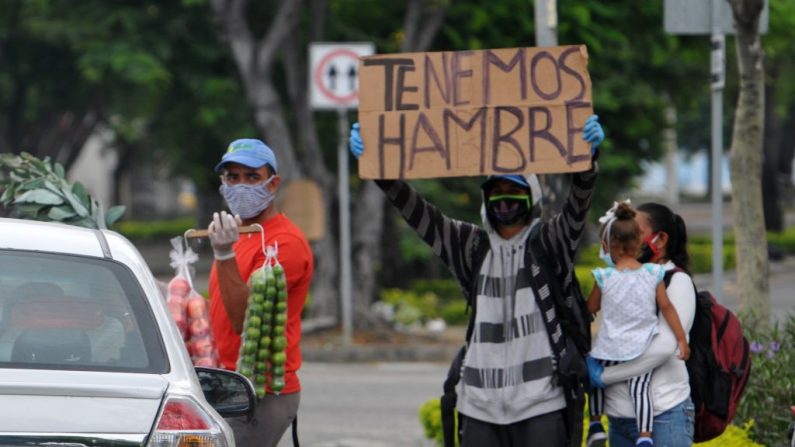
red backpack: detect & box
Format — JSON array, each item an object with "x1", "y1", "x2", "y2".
[{"x1": 665, "y1": 268, "x2": 752, "y2": 442}]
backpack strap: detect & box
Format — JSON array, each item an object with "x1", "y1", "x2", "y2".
[{"x1": 663, "y1": 266, "x2": 687, "y2": 288}]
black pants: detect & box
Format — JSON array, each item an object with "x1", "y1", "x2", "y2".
[{"x1": 460, "y1": 409, "x2": 567, "y2": 447}]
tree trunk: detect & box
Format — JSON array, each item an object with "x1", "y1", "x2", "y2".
[
  {"x1": 211, "y1": 0, "x2": 448, "y2": 332},
  {"x1": 347, "y1": 0, "x2": 448, "y2": 328},
  {"x1": 762, "y1": 82, "x2": 782, "y2": 232},
  {"x1": 727, "y1": 0, "x2": 769, "y2": 328},
  {"x1": 280, "y1": 15, "x2": 339, "y2": 323}
]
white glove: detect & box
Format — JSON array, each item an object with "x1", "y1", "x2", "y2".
[{"x1": 208, "y1": 211, "x2": 242, "y2": 260}]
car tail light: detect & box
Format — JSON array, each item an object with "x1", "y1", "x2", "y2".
[{"x1": 148, "y1": 395, "x2": 228, "y2": 447}]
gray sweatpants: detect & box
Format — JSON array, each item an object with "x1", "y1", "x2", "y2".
[{"x1": 227, "y1": 391, "x2": 300, "y2": 447}]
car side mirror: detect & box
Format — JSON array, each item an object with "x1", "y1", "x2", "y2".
[{"x1": 195, "y1": 366, "x2": 256, "y2": 419}]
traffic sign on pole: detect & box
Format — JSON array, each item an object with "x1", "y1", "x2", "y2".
[
  {"x1": 664, "y1": 0, "x2": 768, "y2": 35},
  {"x1": 309, "y1": 42, "x2": 375, "y2": 110},
  {"x1": 309, "y1": 42, "x2": 375, "y2": 345}
]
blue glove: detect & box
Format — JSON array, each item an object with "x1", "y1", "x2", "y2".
[
  {"x1": 582, "y1": 114, "x2": 605, "y2": 156},
  {"x1": 349, "y1": 122, "x2": 364, "y2": 160},
  {"x1": 586, "y1": 356, "x2": 606, "y2": 389}
]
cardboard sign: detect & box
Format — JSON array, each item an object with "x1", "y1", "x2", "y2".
[
  {"x1": 357, "y1": 45, "x2": 593, "y2": 179},
  {"x1": 278, "y1": 179, "x2": 325, "y2": 241}
]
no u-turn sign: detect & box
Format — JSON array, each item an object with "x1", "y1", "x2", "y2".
[{"x1": 309, "y1": 42, "x2": 375, "y2": 110}]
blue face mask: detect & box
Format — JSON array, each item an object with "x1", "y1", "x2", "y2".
[
  {"x1": 599, "y1": 245, "x2": 615, "y2": 267},
  {"x1": 219, "y1": 177, "x2": 275, "y2": 219}
]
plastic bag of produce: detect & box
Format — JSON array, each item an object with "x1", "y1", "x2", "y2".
[
  {"x1": 237, "y1": 242, "x2": 288, "y2": 398},
  {"x1": 167, "y1": 236, "x2": 219, "y2": 367}
]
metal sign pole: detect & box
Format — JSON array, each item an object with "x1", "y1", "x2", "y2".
[
  {"x1": 710, "y1": 0, "x2": 725, "y2": 300},
  {"x1": 337, "y1": 108, "x2": 353, "y2": 344}
]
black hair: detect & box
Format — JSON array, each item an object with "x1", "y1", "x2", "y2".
[{"x1": 637, "y1": 202, "x2": 690, "y2": 273}]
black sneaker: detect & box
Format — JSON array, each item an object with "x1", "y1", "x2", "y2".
[{"x1": 586, "y1": 423, "x2": 607, "y2": 447}]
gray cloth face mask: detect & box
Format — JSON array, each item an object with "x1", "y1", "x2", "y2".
[{"x1": 219, "y1": 176, "x2": 275, "y2": 219}]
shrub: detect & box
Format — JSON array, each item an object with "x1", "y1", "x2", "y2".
[
  {"x1": 440, "y1": 300, "x2": 469, "y2": 326},
  {"x1": 418, "y1": 397, "x2": 761, "y2": 447},
  {"x1": 411, "y1": 279, "x2": 463, "y2": 302},
  {"x1": 688, "y1": 242, "x2": 736, "y2": 274},
  {"x1": 735, "y1": 313, "x2": 795, "y2": 446},
  {"x1": 576, "y1": 266, "x2": 596, "y2": 295},
  {"x1": 577, "y1": 243, "x2": 601, "y2": 268},
  {"x1": 768, "y1": 227, "x2": 795, "y2": 254},
  {"x1": 113, "y1": 217, "x2": 197, "y2": 241},
  {"x1": 380, "y1": 288, "x2": 440, "y2": 326}
]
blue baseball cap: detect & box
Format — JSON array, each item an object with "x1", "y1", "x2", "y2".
[
  {"x1": 481, "y1": 175, "x2": 530, "y2": 190},
  {"x1": 481, "y1": 174, "x2": 543, "y2": 207},
  {"x1": 214, "y1": 139, "x2": 278, "y2": 173}
]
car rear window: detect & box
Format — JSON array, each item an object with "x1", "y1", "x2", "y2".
[{"x1": 0, "y1": 250, "x2": 168, "y2": 373}]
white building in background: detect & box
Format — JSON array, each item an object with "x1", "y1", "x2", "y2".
[{"x1": 633, "y1": 150, "x2": 732, "y2": 198}]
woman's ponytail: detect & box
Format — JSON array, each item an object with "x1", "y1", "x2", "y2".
[
  {"x1": 670, "y1": 213, "x2": 690, "y2": 273},
  {"x1": 637, "y1": 202, "x2": 691, "y2": 274}
]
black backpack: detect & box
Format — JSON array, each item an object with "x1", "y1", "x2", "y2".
[
  {"x1": 663, "y1": 269, "x2": 751, "y2": 442},
  {"x1": 440, "y1": 224, "x2": 591, "y2": 447}
]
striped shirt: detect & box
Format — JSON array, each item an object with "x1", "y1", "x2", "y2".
[{"x1": 376, "y1": 170, "x2": 596, "y2": 424}]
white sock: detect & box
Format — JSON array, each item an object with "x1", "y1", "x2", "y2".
[{"x1": 636, "y1": 436, "x2": 653, "y2": 445}]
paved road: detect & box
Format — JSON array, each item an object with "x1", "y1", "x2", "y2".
[
  {"x1": 693, "y1": 255, "x2": 795, "y2": 324},
  {"x1": 277, "y1": 362, "x2": 446, "y2": 447}
]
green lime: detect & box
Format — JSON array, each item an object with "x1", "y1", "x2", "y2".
[
  {"x1": 274, "y1": 313, "x2": 287, "y2": 325},
  {"x1": 277, "y1": 290, "x2": 287, "y2": 302},
  {"x1": 271, "y1": 352, "x2": 286, "y2": 366},
  {"x1": 260, "y1": 336, "x2": 272, "y2": 346},
  {"x1": 256, "y1": 387, "x2": 265, "y2": 399},
  {"x1": 254, "y1": 374, "x2": 266, "y2": 385},
  {"x1": 257, "y1": 349, "x2": 270, "y2": 360},
  {"x1": 248, "y1": 315, "x2": 262, "y2": 327},
  {"x1": 273, "y1": 325, "x2": 285, "y2": 336},
  {"x1": 273, "y1": 335, "x2": 287, "y2": 351},
  {"x1": 271, "y1": 377, "x2": 285, "y2": 393},
  {"x1": 271, "y1": 365, "x2": 285, "y2": 376},
  {"x1": 246, "y1": 327, "x2": 261, "y2": 340},
  {"x1": 276, "y1": 301, "x2": 287, "y2": 312}
]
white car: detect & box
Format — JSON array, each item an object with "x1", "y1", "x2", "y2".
[{"x1": 0, "y1": 217, "x2": 254, "y2": 446}]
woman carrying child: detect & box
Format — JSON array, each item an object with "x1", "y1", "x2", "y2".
[{"x1": 585, "y1": 201, "x2": 690, "y2": 447}]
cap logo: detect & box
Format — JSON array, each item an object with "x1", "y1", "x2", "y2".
[{"x1": 227, "y1": 142, "x2": 256, "y2": 153}]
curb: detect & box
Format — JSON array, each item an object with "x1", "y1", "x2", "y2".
[{"x1": 302, "y1": 343, "x2": 460, "y2": 363}]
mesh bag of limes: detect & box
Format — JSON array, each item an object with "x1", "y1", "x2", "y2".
[{"x1": 236, "y1": 244, "x2": 288, "y2": 398}]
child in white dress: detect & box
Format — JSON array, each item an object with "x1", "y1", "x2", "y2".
[{"x1": 585, "y1": 201, "x2": 690, "y2": 447}]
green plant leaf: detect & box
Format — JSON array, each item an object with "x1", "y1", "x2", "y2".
[
  {"x1": 54, "y1": 162, "x2": 65, "y2": 179},
  {"x1": 47, "y1": 206, "x2": 78, "y2": 221},
  {"x1": 15, "y1": 189, "x2": 64, "y2": 206},
  {"x1": 63, "y1": 185, "x2": 90, "y2": 218},
  {"x1": 18, "y1": 178, "x2": 47, "y2": 191},
  {"x1": 69, "y1": 216, "x2": 99, "y2": 229},
  {"x1": 105, "y1": 205, "x2": 126, "y2": 226},
  {"x1": 0, "y1": 185, "x2": 15, "y2": 204},
  {"x1": 14, "y1": 203, "x2": 45, "y2": 217}
]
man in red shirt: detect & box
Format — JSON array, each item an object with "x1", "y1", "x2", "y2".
[{"x1": 207, "y1": 138, "x2": 314, "y2": 447}]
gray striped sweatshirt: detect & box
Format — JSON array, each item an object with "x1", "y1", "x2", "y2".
[{"x1": 376, "y1": 169, "x2": 596, "y2": 424}]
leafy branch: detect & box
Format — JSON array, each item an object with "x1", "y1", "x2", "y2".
[{"x1": 0, "y1": 152, "x2": 124, "y2": 229}]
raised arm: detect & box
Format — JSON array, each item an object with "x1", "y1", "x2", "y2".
[
  {"x1": 375, "y1": 179, "x2": 483, "y2": 287},
  {"x1": 600, "y1": 270, "x2": 696, "y2": 385},
  {"x1": 539, "y1": 115, "x2": 602, "y2": 283},
  {"x1": 350, "y1": 123, "x2": 483, "y2": 293}
]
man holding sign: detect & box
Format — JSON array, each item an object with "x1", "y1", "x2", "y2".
[{"x1": 350, "y1": 45, "x2": 604, "y2": 447}]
